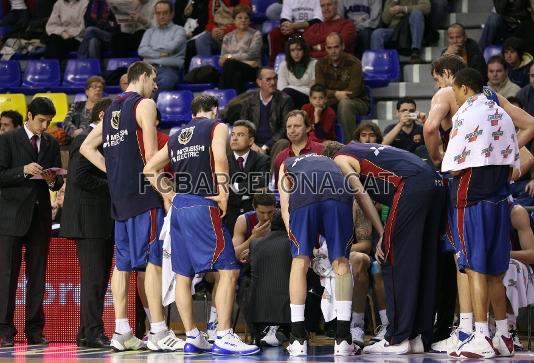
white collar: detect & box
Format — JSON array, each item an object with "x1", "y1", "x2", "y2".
[
  {"x1": 23, "y1": 123, "x2": 39, "y2": 140},
  {"x1": 233, "y1": 150, "x2": 250, "y2": 165}
]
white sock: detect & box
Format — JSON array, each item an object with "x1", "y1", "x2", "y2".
[
  {"x1": 115, "y1": 318, "x2": 131, "y2": 335},
  {"x1": 290, "y1": 304, "x2": 305, "y2": 322},
  {"x1": 495, "y1": 319, "x2": 510, "y2": 337},
  {"x1": 459, "y1": 313, "x2": 473, "y2": 333},
  {"x1": 507, "y1": 313, "x2": 517, "y2": 330},
  {"x1": 474, "y1": 321, "x2": 490, "y2": 337},
  {"x1": 379, "y1": 309, "x2": 388, "y2": 325},
  {"x1": 217, "y1": 328, "x2": 232, "y2": 338},
  {"x1": 209, "y1": 306, "x2": 217, "y2": 323},
  {"x1": 335, "y1": 301, "x2": 352, "y2": 321},
  {"x1": 186, "y1": 327, "x2": 200, "y2": 337},
  {"x1": 144, "y1": 307, "x2": 152, "y2": 323},
  {"x1": 351, "y1": 312, "x2": 365, "y2": 328},
  {"x1": 150, "y1": 321, "x2": 167, "y2": 334}
]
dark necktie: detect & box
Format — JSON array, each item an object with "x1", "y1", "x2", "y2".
[
  {"x1": 31, "y1": 134, "x2": 39, "y2": 158},
  {"x1": 237, "y1": 156, "x2": 244, "y2": 172}
]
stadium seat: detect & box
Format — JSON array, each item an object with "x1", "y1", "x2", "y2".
[
  {"x1": 274, "y1": 53, "x2": 285, "y2": 73},
  {"x1": 483, "y1": 45, "x2": 503, "y2": 63},
  {"x1": 106, "y1": 57, "x2": 140, "y2": 71},
  {"x1": 361, "y1": 50, "x2": 400, "y2": 87},
  {"x1": 11, "y1": 59, "x2": 61, "y2": 93},
  {"x1": 0, "y1": 60, "x2": 21, "y2": 90},
  {"x1": 177, "y1": 55, "x2": 221, "y2": 92},
  {"x1": 0, "y1": 93, "x2": 27, "y2": 118},
  {"x1": 261, "y1": 20, "x2": 280, "y2": 34},
  {"x1": 73, "y1": 93, "x2": 88, "y2": 103},
  {"x1": 251, "y1": 0, "x2": 276, "y2": 20},
  {"x1": 33, "y1": 93, "x2": 69, "y2": 127},
  {"x1": 156, "y1": 90, "x2": 194, "y2": 128},
  {"x1": 204, "y1": 88, "x2": 237, "y2": 111},
  {"x1": 54, "y1": 59, "x2": 101, "y2": 93}
]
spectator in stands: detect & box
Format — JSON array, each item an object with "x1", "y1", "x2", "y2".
[
  {"x1": 194, "y1": 0, "x2": 251, "y2": 56},
  {"x1": 503, "y1": 36, "x2": 533, "y2": 88},
  {"x1": 0, "y1": 97, "x2": 63, "y2": 347},
  {"x1": 44, "y1": 0, "x2": 89, "y2": 60},
  {"x1": 108, "y1": 0, "x2": 155, "y2": 57},
  {"x1": 0, "y1": 110, "x2": 23, "y2": 135},
  {"x1": 0, "y1": 0, "x2": 30, "y2": 40},
  {"x1": 119, "y1": 73, "x2": 129, "y2": 91},
  {"x1": 225, "y1": 120, "x2": 271, "y2": 234},
  {"x1": 337, "y1": 0, "x2": 382, "y2": 57},
  {"x1": 175, "y1": 0, "x2": 209, "y2": 39},
  {"x1": 273, "y1": 110, "x2": 325, "y2": 185},
  {"x1": 508, "y1": 96, "x2": 524, "y2": 109},
  {"x1": 352, "y1": 121, "x2": 382, "y2": 143},
  {"x1": 441, "y1": 23, "x2": 486, "y2": 79},
  {"x1": 303, "y1": 0, "x2": 356, "y2": 59},
  {"x1": 382, "y1": 98, "x2": 424, "y2": 153},
  {"x1": 138, "y1": 0, "x2": 186, "y2": 92},
  {"x1": 478, "y1": 0, "x2": 530, "y2": 51},
  {"x1": 78, "y1": 0, "x2": 117, "y2": 59},
  {"x1": 267, "y1": 0, "x2": 322, "y2": 65},
  {"x1": 266, "y1": 1, "x2": 282, "y2": 20},
  {"x1": 315, "y1": 32, "x2": 368, "y2": 142},
  {"x1": 277, "y1": 34, "x2": 317, "y2": 109},
  {"x1": 370, "y1": 0, "x2": 430, "y2": 63},
  {"x1": 516, "y1": 63, "x2": 534, "y2": 117},
  {"x1": 240, "y1": 67, "x2": 295, "y2": 154},
  {"x1": 63, "y1": 76, "x2": 105, "y2": 138},
  {"x1": 219, "y1": 5, "x2": 262, "y2": 95},
  {"x1": 301, "y1": 84, "x2": 337, "y2": 142},
  {"x1": 487, "y1": 55, "x2": 521, "y2": 98}
]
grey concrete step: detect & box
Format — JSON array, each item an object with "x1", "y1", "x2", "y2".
[
  {"x1": 376, "y1": 99, "x2": 432, "y2": 120},
  {"x1": 447, "y1": 12, "x2": 488, "y2": 28},
  {"x1": 453, "y1": 0, "x2": 494, "y2": 14},
  {"x1": 372, "y1": 82, "x2": 436, "y2": 99},
  {"x1": 403, "y1": 64, "x2": 433, "y2": 83}
]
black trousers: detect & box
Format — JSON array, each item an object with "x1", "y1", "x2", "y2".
[
  {"x1": 382, "y1": 175, "x2": 445, "y2": 349},
  {"x1": 220, "y1": 59, "x2": 258, "y2": 95},
  {"x1": 111, "y1": 30, "x2": 145, "y2": 58},
  {"x1": 75, "y1": 237, "x2": 114, "y2": 341},
  {"x1": 282, "y1": 88, "x2": 309, "y2": 109},
  {"x1": 44, "y1": 34, "x2": 80, "y2": 60},
  {"x1": 0, "y1": 205, "x2": 50, "y2": 339},
  {"x1": 432, "y1": 251, "x2": 458, "y2": 342}
]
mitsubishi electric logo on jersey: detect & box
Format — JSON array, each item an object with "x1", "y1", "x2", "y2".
[{"x1": 103, "y1": 129, "x2": 129, "y2": 148}]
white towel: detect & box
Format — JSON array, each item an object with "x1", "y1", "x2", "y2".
[
  {"x1": 442, "y1": 94, "x2": 519, "y2": 172},
  {"x1": 503, "y1": 258, "x2": 534, "y2": 316}
]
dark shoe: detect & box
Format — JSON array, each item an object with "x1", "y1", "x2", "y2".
[
  {"x1": 410, "y1": 48, "x2": 422, "y2": 64},
  {"x1": 1, "y1": 336, "x2": 14, "y2": 347},
  {"x1": 27, "y1": 336, "x2": 48, "y2": 345},
  {"x1": 76, "y1": 337, "x2": 87, "y2": 347},
  {"x1": 86, "y1": 334, "x2": 110, "y2": 348}
]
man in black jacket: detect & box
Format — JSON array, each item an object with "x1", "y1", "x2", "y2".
[
  {"x1": 442, "y1": 23, "x2": 487, "y2": 81},
  {"x1": 0, "y1": 97, "x2": 63, "y2": 347},
  {"x1": 61, "y1": 98, "x2": 114, "y2": 348}
]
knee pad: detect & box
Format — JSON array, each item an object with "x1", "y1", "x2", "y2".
[{"x1": 335, "y1": 272, "x2": 353, "y2": 301}]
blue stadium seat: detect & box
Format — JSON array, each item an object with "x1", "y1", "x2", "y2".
[
  {"x1": 261, "y1": 20, "x2": 279, "y2": 34},
  {"x1": 204, "y1": 88, "x2": 237, "y2": 111},
  {"x1": 274, "y1": 53, "x2": 285, "y2": 73},
  {"x1": 361, "y1": 50, "x2": 400, "y2": 87},
  {"x1": 156, "y1": 90, "x2": 194, "y2": 128},
  {"x1": 0, "y1": 60, "x2": 21, "y2": 91},
  {"x1": 483, "y1": 45, "x2": 503, "y2": 63},
  {"x1": 251, "y1": 0, "x2": 276, "y2": 21},
  {"x1": 177, "y1": 55, "x2": 221, "y2": 92},
  {"x1": 53, "y1": 59, "x2": 101, "y2": 94},
  {"x1": 106, "y1": 57, "x2": 141, "y2": 71},
  {"x1": 11, "y1": 59, "x2": 61, "y2": 93}
]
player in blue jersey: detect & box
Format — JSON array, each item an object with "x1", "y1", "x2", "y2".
[
  {"x1": 278, "y1": 147, "x2": 383, "y2": 357},
  {"x1": 143, "y1": 94, "x2": 260, "y2": 356},
  {"x1": 424, "y1": 54, "x2": 534, "y2": 355},
  {"x1": 329, "y1": 141, "x2": 446, "y2": 355},
  {"x1": 81, "y1": 61, "x2": 182, "y2": 352}
]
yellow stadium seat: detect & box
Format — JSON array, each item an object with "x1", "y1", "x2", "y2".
[
  {"x1": 33, "y1": 93, "x2": 69, "y2": 127},
  {"x1": 0, "y1": 93, "x2": 27, "y2": 118}
]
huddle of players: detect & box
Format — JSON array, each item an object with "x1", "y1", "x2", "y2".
[{"x1": 79, "y1": 54, "x2": 534, "y2": 358}]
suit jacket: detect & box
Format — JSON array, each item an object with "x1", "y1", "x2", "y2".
[
  {"x1": 240, "y1": 90, "x2": 294, "y2": 148},
  {"x1": 225, "y1": 149, "x2": 270, "y2": 232},
  {"x1": 61, "y1": 128, "x2": 113, "y2": 239},
  {"x1": 0, "y1": 127, "x2": 63, "y2": 237}
]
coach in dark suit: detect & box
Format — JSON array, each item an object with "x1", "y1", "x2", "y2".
[
  {"x1": 0, "y1": 98, "x2": 63, "y2": 347},
  {"x1": 61, "y1": 99, "x2": 114, "y2": 348},
  {"x1": 225, "y1": 120, "x2": 270, "y2": 235}
]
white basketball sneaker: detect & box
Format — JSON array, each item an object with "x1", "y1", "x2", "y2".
[{"x1": 212, "y1": 331, "x2": 260, "y2": 355}]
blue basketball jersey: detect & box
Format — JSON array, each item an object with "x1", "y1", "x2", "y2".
[
  {"x1": 244, "y1": 211, "x2": 258, "y2": 240},
  {"x1": 102, "y1": 92, "x2": 162, "y2": 220},
  {"x1": 283, "y1": 153, "x2": 353, "y2": 212},
  {"x1": 167, "y1": 117, "x2": 218, "y2": 196}
]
